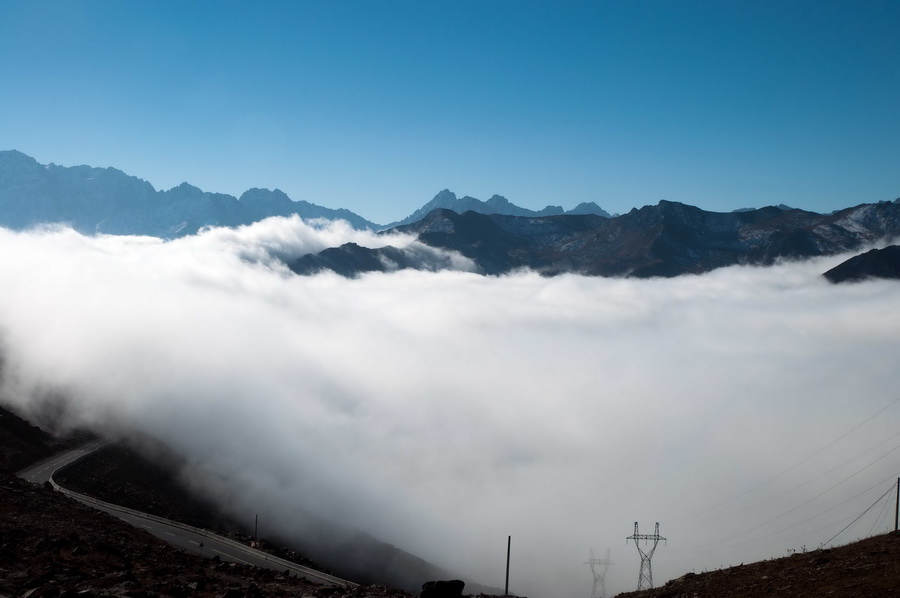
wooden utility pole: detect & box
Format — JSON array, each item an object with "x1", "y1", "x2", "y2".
[
  {"x1": 894, "y1": 478, "x2": 900, "y2": 531},
  {"x1": 504, "y1": 536, "x2": 511, "y2": 596}
]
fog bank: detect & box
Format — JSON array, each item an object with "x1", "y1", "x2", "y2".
[{"x1": 1, "y1": 218, "x2": 899, "y2": 597}]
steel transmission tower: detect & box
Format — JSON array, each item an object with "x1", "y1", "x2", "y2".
[
  {"x1": 585, "y1": 548, "x2": 612, "y2": 598},
  {"x1": 626, "y1": 522, "x2": 666, "y2": 590}
]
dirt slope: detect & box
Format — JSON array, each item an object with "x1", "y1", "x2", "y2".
[{"x1": 614, "y1": 531, "x2": 900, "y2": 598}]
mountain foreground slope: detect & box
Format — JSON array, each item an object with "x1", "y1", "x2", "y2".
[
  {"x1": 0, "y1": 405, "x2": 498, "y2": 597},
  {"x1": 4, "y1": 404, "x2": 900, "y2": 597},
  {"x1": 823, "y1": 245, "x2": 900, "y2": 283}
]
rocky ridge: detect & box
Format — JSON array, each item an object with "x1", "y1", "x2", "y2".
[
  {"x1": 0, "y1": 151, "x2": 612, "y2": 236},
  {"x1": 0, "y1": 469, "x2": 410, "y2": 598},
  {"x1": 0, "y1": 150, "x2": 377, "y2": 236},
  {"x1": 386, "y1": 189, "x2": 611, "y2": 228},
  {"x1": 823, "y1": 245, "x2": 900, "y2": 283},
  {"x1": 615, "y1": 532, "x2": 900, "y2": 597},
  {"x1": 292, "y1": 200, "x2": 900, "y2": 278}
]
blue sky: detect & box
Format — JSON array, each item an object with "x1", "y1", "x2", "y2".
[{"x1": 1, "y1": 0, "x2": 898, "y2": 224}]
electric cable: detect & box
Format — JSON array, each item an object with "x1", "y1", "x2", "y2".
[
  {"x1": 682, "y1": 471, "x2": 900, "y2": 554},
  {"x1": 865, "y1": 484, "x2": 894, "y2": 538},
  {"x1": 683, "y1": 396, "x2": 900, "y2": 521},
  {"x1": 822, "y1": 483, "x2": 895, "y2": 547},
  {"x1": 696, "y1": 428, "x2": 900, "y2": 526}
]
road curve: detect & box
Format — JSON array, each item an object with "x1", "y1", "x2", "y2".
[
  {"x1": 17, "y1": 442, "x2": 356, "y2": 589},
  {"x1": 17, "y1": 439, "x2": 109, "y2": 484}
]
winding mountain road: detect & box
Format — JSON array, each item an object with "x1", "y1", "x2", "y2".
[
  {"x1": 17, "y1": 440, "x2": 109, "y2": 485},
  {"x1": 17, "y1": 442, "x2": 355, "y2": 589}
]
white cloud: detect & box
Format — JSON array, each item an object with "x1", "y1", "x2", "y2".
[{"x1": 1, "y1": 219, "x2": 899, "y2": 596}]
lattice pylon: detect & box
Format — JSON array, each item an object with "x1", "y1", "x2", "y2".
[
  {"x1": 626, "y1": 522, "x2": 666, "y2": 590},
  {"x1": 585, "y1": 548, "x2": 612, "y2": 598}
]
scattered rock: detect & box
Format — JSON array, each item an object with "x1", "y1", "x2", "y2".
[{"x1": 420, "y1": 579, "x2": 465, "y2": 598}]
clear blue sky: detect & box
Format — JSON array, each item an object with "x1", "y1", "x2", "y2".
[{"x1": 1, "y1": 0, "x2": 898, "y2": 224}]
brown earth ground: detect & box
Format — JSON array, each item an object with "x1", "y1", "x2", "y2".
[
  {"x1": 0, "y1": 469, "x2": 408, "y2": 598},
  {"x1": 49, "y1": 441, "x2": 480, "y2": 594},
  {"x1": 53, "y1": 442, "x2": 330, "y2": 574},
  {"x1": 0, "y1": 406, "x2": 498, "y2": 597},
  {"x1": 615, "y1": 532, "x2": 900, "y2": 597}
]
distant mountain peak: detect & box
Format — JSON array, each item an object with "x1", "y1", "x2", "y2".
[
  {"x1": 168, "y1": 182, "x2": 206, "y2": 196},
  {"x1": 0, "y1": 150, "x2": 378, "y2": 236},
  {"x1": 433, "y1": 189, "x2": 457, "y2": 201},
  {"x1": 485, "y1": 194, "x2": 511, "y2": 207},
  {"x1": 569, "y1": 202, "x2": 613, "y2": 217},
  {"x1": 390, "y1": 189, "x2": 612, "y2": 227}
]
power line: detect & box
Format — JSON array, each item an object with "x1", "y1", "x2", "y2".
[
  {"x1": 822, "y1": 483, "x2": 895, "y2": 547},
  {"x1": 865, "y1": 485, "x2": 895, "y2": 537},
  {"x1": 699, "y1": 429, "x2": 900, "y2": 526},
  {"x1": 681, "y1": 469, "x2": 900, "y2": 555},
  {"x1": 683, "y1": 396, "x2": 900, "y2": 522},
  {"x1": 740, "y1": 442, "x2": 900, "y2": 534}
]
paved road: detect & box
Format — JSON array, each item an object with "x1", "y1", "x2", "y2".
[
  {"x1": 17, "y1": 439, "x2": 109, "y2": 484},
  {"x1": 16, "y1": 441, "x2": 355, "y2": 588}
]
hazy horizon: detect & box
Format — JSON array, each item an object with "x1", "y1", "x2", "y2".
[
  {"x1": 2, "y1": 1, "x2": 898, "y2": 222},
  {"x1": 6, "y1": 147, "x2": 882, "y2": 227}
]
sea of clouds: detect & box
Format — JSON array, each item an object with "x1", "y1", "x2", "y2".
[{"x1": 1, "y1": 216, "x2": 899, "y2": 597}]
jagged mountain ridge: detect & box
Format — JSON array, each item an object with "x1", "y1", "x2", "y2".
[
  {"x1": 291, "y1": 200, "x2": 900, "y2": 278},
  {"x1": 0, "y1": 150, "x2": 614, "y2": 236},
  {"x1": 0, "y1": 150, "x2": 377, "y2": 236},
  {"x1": 387, "y1": 188, "x2": 612, "y2": 227}
]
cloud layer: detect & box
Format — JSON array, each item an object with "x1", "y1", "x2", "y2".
[{"x1": 2, "y1": 218, "x2": 899, "y2": 596}]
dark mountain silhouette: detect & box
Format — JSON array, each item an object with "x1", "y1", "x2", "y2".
[
  {"x1": 292, "y1": 243, "x2": 435, "y2": 277},
  {"x1": 293, "y1": 200, "x2": 900, "y2": 278},
  {"x1": 0, "y1": 150, "x2": 377, "y2": 236},
  {"x1": 823, "y1": 245, "x2": 900, "y2": 283}
]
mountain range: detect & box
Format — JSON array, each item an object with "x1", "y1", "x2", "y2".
[
  {"x1": 2, "y1": 150, "x2": 898, "y2": 280},
  {"x1": 293, "y1": 201, "x2": 900, "y2": 278},
  {"x1": 0, "y1": 150, "x2": 378, "y2": 235},
  {"x1": 385, "y1": 188, "x2": 612, "y2": 227},
  {"x1": 0, "y1": 150, "x2": 608, "y2": 236}
]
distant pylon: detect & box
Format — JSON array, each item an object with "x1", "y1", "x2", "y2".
[
  {"x1": 585, "y1": 548, "x2": 612, "y2": 598},
  {"x1": 626, "y1": 522, "x2": 666, "y2": 590}
]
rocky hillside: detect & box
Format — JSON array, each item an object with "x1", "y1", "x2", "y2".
[
  {"x1": 1, "y1": 406, "x2": 500, "y2": 597},
  {"x1": 4, "y1": 404, "x2": 900, "y2": 596},
  {"x1": 53, "y1": 443, "x2": 457, "y2": 593},
  {"x1": 0, "y1": 405, "x2": 90, "y2": 472},
  {"x1": 292, "y1": 200, "x2": 900, "y2": 277},
  {"x1": 0, "y1": 469, "x2": 412, "y2": 598},
  {"x1": 823, "y1": 245, "x2": 900, "y2": 283},
  {"x1": 615, "y1": 531, "x2": 900, "y2": 598}
]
